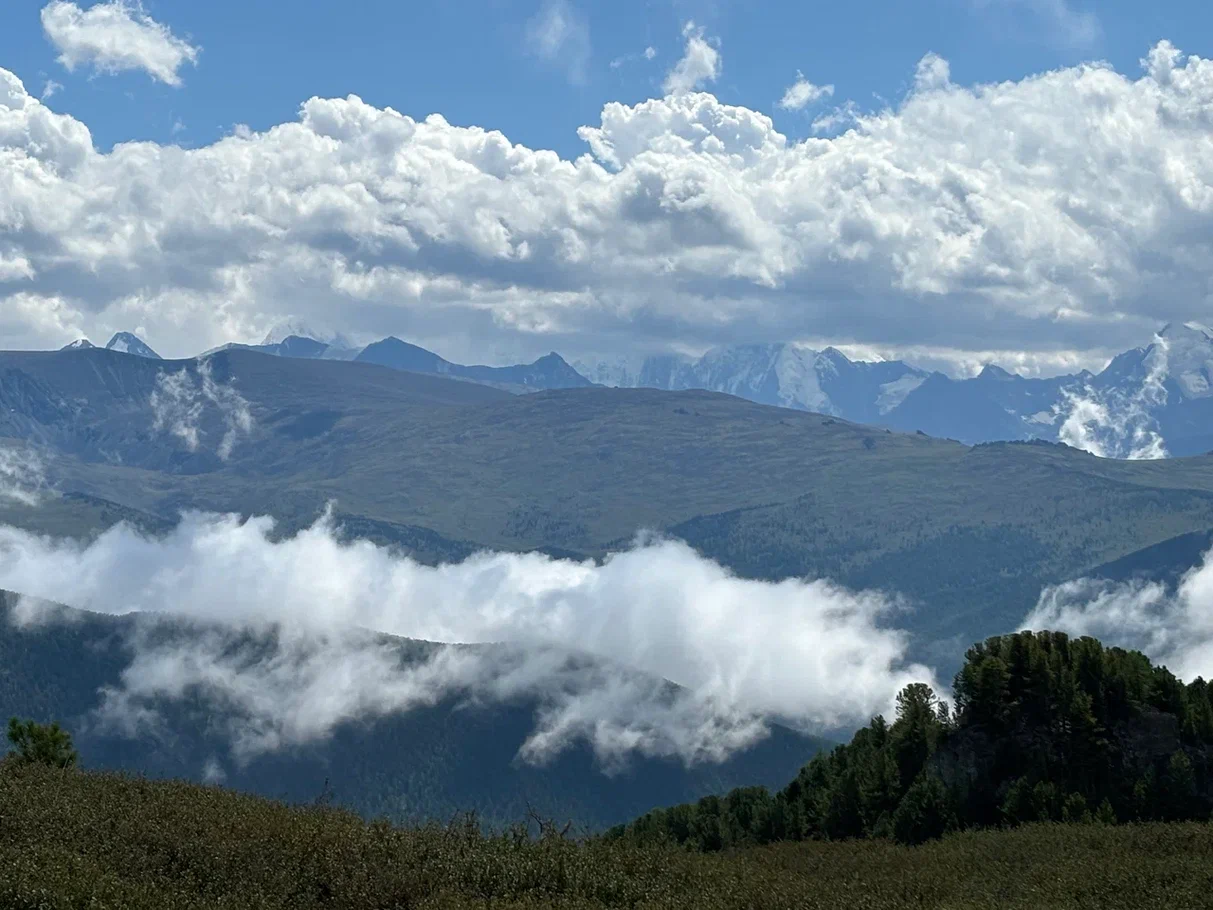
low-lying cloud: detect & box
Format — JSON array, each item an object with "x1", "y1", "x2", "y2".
[
  {"x1": 0, "y1": 446, "x2": 46, "y2": 506},
  {"x1": 0, "y1": 510, "x2": 937, "y2": 768},
  {"x1": 1022, "y1": 545, "x2": 1213, "y2": 679},
  {"x1": 149, "y1": 359, "x2": 254, "y2": 460}
]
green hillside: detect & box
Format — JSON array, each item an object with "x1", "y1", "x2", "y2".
[{"x1": 3, "y1": 758, "x2": 1212, "y2": 909}]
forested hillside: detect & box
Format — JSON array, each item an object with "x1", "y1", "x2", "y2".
[
  {"x1": 612, "y1": 630, "x2": 1213, "y2": 848},
  {"x1": 0, "y1": 593, "x2": 823, "y2": 831}
]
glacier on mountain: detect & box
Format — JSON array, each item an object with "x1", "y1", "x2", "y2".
[{"x1": 576, "y1": 322, "x2": 1213, "y2": 458}]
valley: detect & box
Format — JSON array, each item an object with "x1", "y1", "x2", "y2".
[{"x1": 5, "y1": 344, "x2": 1213, "y2": 660}]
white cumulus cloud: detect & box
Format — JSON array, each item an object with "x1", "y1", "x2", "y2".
[
  {"x1": 0, "y1": 510, "x2": 938, "y2": 766},
  {"x1": 5, "y1": 39, "x2": 1213, "y2": 370},
  {"x1": 41, "y1": 0, "x2": 200, "y2": 87},
  {"x1": 778, "y1": 72, "x2": 834, "y2": 111},
  {"x1": 663, "y1": 21, "x2": 720, "y2": 95}
]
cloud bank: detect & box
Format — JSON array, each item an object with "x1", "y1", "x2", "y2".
[
  {"x1": 5, "y1": 33, "x2": 1213, "y2": 368},
  {"x1": 1023, "y1": 545, "x2": 1213, "y2": 680},
  {"x1": 0, "y1": 510, "x2": 936, "y2": 766},
  {"x1": 40, "y1": 1, "x2": 200, "y2": 86}
]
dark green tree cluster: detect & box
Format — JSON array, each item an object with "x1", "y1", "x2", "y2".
[
  {"x1": 612, "y1": 631, "x2": 1213, "y2": 848},
  {"x1": 5, "y1": 716, "x2": 78, "y2": 769}
]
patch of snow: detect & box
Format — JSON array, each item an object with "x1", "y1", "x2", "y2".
[
  {"x1": 1156, "y1": 322, "x2": 1213, "y2": 399},
  {"x1": 876, "y1": 374, "x2": 925, "y2": 414},
  {"x1": 573, "y1": 356, "x2": 645, "y2": 388},
  {"x1": 777, "y1": 346, "x2": 832, "y2": 413},
  {"x1": 105, "y1": 332, "x2": 160, "y2": 359}
]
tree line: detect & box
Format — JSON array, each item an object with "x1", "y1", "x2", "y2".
[{"x1": 610, "y1": 630, "x2": 1213, "y2": 847}]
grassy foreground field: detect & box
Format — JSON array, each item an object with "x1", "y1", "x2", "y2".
[{"x1": 3, "y1": 761, "x2": 1212, "y2": 910}]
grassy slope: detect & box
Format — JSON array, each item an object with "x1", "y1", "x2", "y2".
[
  {"x1": 0, "y1": 594, "x2": 824, "y2": 831},
  {"x1": 3, "y1": 760, "x2": 1212, "y2": 910}
]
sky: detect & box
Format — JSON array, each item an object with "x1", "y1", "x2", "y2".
[{"x1": 2, "y1": 0, "x2": 1213, "y2": 374}]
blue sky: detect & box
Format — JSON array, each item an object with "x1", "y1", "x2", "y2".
[
  {"x1": 0, "y1": 0, "x2": 1179, "y2": 156},
  {"x1": 3, "y1": 0, "x2": 1213, "y2": 373}
]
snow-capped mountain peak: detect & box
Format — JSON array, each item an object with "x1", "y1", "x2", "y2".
[
  {"x1": 1153, "y1": 320, "x2": 1213, "y2": 400},
  {"x1": 578, "y1": 342, "x2": 927, "y2": 419},
  {"x1": 261, "y1": 318, "x2": 355, "y2": 350},
  {"x1": 571, "y1": 355, "x2": 649, "y2": 388},
  {"x1": 61, "y1": 338, "x2": 94, "y2": 350},
  {"x1": 1158, "y1": 321, "x2": 1213, "y2": 343},
  {"x1": 105, "y1": 332, "x2": 161, "y2": 359}
]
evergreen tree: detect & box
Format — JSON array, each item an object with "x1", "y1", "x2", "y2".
[
  {"x1": 6, "y1": 717, "x2": 78, "y2": 769},
  {"x1": 1161, "y1": 751, "x2": 1197, "y2": 821},
  {"x1": 1061, "y1": 792, "x2": 1090, "y2": 824},
  {"x1": 891, "y1": 773, "x2": 955, "y2": 845}
]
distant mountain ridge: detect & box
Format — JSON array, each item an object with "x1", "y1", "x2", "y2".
[
  {"x1": 577, "y1": 322, "x2": 1213, "y2": 457},
  {"x1": 356, "y1": 337, "x2": 594, "y2": 391},
  {"x1": 53, "y1": 319, "x2": 1213, "y2": 455},
  {"x1": 602, "y1": 344, "x2": 928, "y2": 425}
]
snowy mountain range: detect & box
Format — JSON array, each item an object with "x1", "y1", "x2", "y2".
[
  {"x1": 72, "y1": 319, "x2": 1213, "y2": 458},
  {"x1": 575, "y1": 323, "x2": 1213, "y2": 458},
  {"x1": 576, "y1": 345, "x2": 926, "y2": 425}
]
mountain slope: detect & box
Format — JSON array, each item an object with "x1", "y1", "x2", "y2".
[
  {"x1": 585, "y1": 344, "x2": 926, "y2": 419},
  {"x1": 0, "y1": 593, "x2": 824, "y2": 830},
  {"x1": 205, "y1": 334, "x2": 355, "y2": 361},
  {"x1": 8, "y1": 346, "x2": 1213, "y2": 663},
  {"x1": 356, "y1": 336, "x2": 594, "y2": 391},
  {"x1": 0, "y1": 346, "x2": 511, "y2": 471}
]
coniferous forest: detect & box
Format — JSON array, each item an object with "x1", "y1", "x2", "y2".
[{"x1": 611, "y1": 630, "x2": 1213, "y2": 849}]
